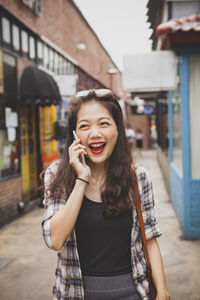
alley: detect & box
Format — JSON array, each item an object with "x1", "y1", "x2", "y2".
[{"x1": 0, "y1": 150, "x2": 200, "y2": 300}]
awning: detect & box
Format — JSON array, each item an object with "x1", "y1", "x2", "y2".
[{"x1": 20, "y1": 66, "x2": 61, "y2": 104}]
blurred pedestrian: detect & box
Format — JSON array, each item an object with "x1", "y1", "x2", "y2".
[
  {"x1": 125, "y1": 123, "x2": 135, "y2": 155},
  {"x1": 136, "y1": 128, "x2": 143, "y2": 158},
  {"x1": 41, "y1": 89, "x2": 169, "y2": 300}
]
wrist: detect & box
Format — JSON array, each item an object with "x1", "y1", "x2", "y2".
[
  {"x1": 77, "y1": 173, "x2": 91, "y2": 182},
  {"x1": 156, "y1": 290, "x2": 170, "y2": 300},
  {"x1": 76, "y1": 177, "x2": 90, "y2": 185}
]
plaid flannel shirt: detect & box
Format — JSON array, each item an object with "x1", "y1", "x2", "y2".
[{"x1": 42, "y1": 160, "x2": 161, "y2": 300}]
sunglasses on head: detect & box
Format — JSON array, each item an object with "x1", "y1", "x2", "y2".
[{"x1": 76, "y1": 89, "x2": 112, "y2": 98}]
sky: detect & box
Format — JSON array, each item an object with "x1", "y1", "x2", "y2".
[{"x1": 74, "y1": 0, "x2": 153, "y2": 71}]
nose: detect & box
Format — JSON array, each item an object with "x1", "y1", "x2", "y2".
[{"x1": 90, "y1": 126, "x2": 101, "y2": 138}]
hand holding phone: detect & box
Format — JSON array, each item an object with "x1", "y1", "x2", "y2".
[
  {"x1": 73, "y1": 130, "x2": 86, "y2": 164},
  {"x1": 70, "y1": 130, "x2": 91, "y2": 181}
]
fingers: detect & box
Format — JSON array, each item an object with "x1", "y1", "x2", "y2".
[
  {"x1": 69, "y1": 140, "x2": 87, "y2": 166},
  {"x1": 75, "y1": 149, "x2": 87, "y2": 157},
  {"x1": 69, "y1": 149, "x2": 87, "y2": 173},
  {"x1": 68, "y1": 139, "x2": 91, "y2": 179},
  {"x1": 69, "y1": 143, "x2": 87, "y2": 155},
  {"x1": 73, "y1": 144, "x2": 86, "y2": 152},
  {"x1": 69, "y1": 139, "x2": 85, "y2": 150}
]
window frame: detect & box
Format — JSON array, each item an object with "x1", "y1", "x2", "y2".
[
  {"x1": 29, "y1": 35, "x2": 36, "y2": 60},
  {"x1": 1, "y1": 16, "x2": 12, "y2": 48},
  {"x1": 21, "y1": 29, "x2": 29, "y2": 56},
  {"x1": 12, "y1": 23, "x2": 20, "y2": 53}
]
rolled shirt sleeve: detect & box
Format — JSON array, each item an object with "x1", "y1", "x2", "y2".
[
  {"x1": 41, "y1": 160, "x2": 66, "y2": 250},
  {"x1": 136, "y1": 166, "x2": 162, "y2": 240}
]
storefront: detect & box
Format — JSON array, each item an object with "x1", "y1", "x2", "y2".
[
  {"x1": 0, "y1": 48, "x2": 21, "y2": 225},
  {"x1": 157, "y1": 15, "x2": 200, "y2": 238},
  {"x1": 19, "y1": 65, "x2": 60, "y2": 201},
  {"x1": 0, "y1": 8, "x2": 62, "y2": 224}
]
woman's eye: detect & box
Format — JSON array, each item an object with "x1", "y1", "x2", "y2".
[
  {"x1": 79, "y1": 124, "x2": 88, "y2": 129},
  {"x1": 100, "y1": 121, "x2": 109, "y2": 126}
]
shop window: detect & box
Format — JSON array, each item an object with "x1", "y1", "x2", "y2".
[
  {"x1": 21, "y1": 30, "x2": 29, "y2": 54},
  {"x1": 0, "y1": 107, "x2": 19, "y2": 179},
  {"x1": 37, "y1": 40, "x2": 43, "y2": 64},
  {"x1": 29, "y1": 36, "x2": 36, "y2": 59},
  {"x1": 189, "y1": 56, "x2": 200, "y2": 178},
  {"x1": 2, "y1": 17, "x2": 11, "y2": 45},
  {"x1": 172, "y1": 83, "x2": 182, "y2": 174},
  {"x1": 12, "y1": 24, "x2": 20, "y2": 52}
]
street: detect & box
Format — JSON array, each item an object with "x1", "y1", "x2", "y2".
[{"x1": 0, "y1": 150, "x2": 200, "y2": 300}]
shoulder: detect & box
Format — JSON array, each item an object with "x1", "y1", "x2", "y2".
[
  {"x1": 135, "y1": 164, "x2": 150, "y2": 181},
  {"x1": 135, "y1": 164, "x2": 153, "y2": 196},
  {"x1": 44, "y1": 159, "x2": 60, "y2": 184},
  {"x1": 46, "y1": 159, "x2": 60, "y2": 173}
]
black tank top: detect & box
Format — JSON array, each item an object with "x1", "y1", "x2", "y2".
[{"x1": 75, "y1": 195, "x2": 132, "y2": 276}]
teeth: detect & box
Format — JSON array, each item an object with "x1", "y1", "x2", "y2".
[{"x1": 90, "y1": 143, "x2": 104, "y2": 148}]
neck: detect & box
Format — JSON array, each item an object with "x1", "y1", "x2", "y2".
[{"x1": 89, "y1": 161, "x2": 107, "y2": 181}]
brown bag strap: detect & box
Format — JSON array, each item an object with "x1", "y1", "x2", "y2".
[{"x1": 135, "y1": 178, "x2": 152, "y2": 270}]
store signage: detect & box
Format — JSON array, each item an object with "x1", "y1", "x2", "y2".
[
  {"x1": 20, "y1": 0, "x2": 42, "y2": 16},
  {"x1": 123, "y1": 51, "x2": 178, "y2": 92},
  {"x1": 5, "y1": 108, "x2": 18, "y2": 128},
  {"x1": 144, "y1": 104, "x2": 154, "y2": 115}
]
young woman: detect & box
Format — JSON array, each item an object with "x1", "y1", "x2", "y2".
[{"x1": 42, "y1": 89, "x2": 170, "y2": 300}]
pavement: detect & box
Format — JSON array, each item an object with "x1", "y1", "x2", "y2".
[{"x1": 0, "y1": 149, "x2": 200, "y2": 300}]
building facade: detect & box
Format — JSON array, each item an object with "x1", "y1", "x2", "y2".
[
  {"x1": 0, "y1": 0, "x2": 124, "y2": 226},
  {"x1": 147, "y1": 0, "x2": 200, "y2": 238}
]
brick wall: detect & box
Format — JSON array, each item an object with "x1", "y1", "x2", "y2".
[
  {"x1": 1, "y1": 0, "x2": 123, "y2": 95},
  {"x1": 0, "y1": 176, "x2": 22, "y2": 227}
]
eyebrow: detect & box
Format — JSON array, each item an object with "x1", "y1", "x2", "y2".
[{"x1": 78, "y1": 117, "x2": 111, "y2": 123}]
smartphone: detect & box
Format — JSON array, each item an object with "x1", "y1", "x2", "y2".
[
  {"x1": 73, "y1": 130, "x2": 85, "y2": 163},
  {"x1": 73, "y1": 130, "x2": 78, "y2": 141}
]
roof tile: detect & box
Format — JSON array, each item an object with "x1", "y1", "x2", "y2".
[{"x1": 157, "y1": 14, "x2": 200, "y2": 35}]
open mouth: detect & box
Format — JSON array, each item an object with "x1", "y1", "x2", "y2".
[{"x1": 89, "y1": 143, "x2": 106, "y2": 154}]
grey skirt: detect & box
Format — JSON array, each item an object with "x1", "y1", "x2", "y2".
[{"x1": 82, "y1": 272, "x2": 141, "y2": 300}]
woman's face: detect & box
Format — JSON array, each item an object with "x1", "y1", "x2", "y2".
[{"x1": 76, "y1": 101, "x2": 118, "y2": 165}]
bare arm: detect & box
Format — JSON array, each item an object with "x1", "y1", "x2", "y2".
[
  {"x1": 147, "y1": 237, "x2": 170, "y2": 300},
  {"x1": 50, "y1": 179, "x2": 87, "y2": 251},
  {"x1": 46, "y1": 138, "x2": 91, "y2": 251}
]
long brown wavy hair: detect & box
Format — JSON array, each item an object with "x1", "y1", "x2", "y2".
[{"x1": 47, "y1": 90, "x2": 137, "y2": 216}]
